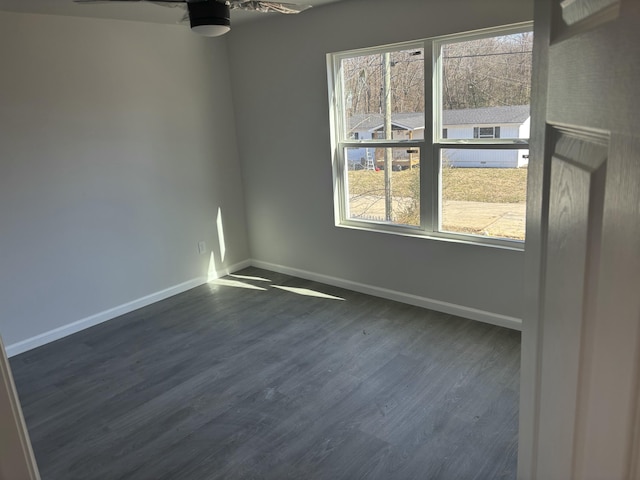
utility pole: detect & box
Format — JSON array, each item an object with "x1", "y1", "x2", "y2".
[{"x1": 383, "y1": 51, "x2": 393, "y2": 221}]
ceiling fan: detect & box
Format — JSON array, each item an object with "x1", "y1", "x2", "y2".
[{"x1": 73, "y1": 0, "x2": 312, "y2": 37}]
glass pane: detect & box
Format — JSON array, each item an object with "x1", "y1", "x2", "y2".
[
  {"x1": 479, "y1": 127, "x2": 495, "y2": 138},
  {"x1": 440, "y1": 32, "x2": 533, "y2": 141},
  {"x1": 345, "y1": 147, "x2": 420, "y2": 227},
  {"x1": 341, "y1": 48, "x2": 425, "y2": 142},
  {"x1": 440, "y1": 148, "x2": 528, "y2": 240}
]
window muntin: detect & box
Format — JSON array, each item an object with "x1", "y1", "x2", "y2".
[{"x1": 330, "y1": 23, "x2": 532, "y2": 247}]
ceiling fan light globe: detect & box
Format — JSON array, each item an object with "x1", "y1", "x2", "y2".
[{"x1": 192, "y1": 24, "x2": 231, "y2": 37}]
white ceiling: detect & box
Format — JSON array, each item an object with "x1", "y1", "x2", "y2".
[{"x1": 0, "y1": 0, "x2": 344, "y2": 27}]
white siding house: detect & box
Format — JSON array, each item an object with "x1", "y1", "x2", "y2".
[
  {"x1": 347, "y1": 105, "x2": 530, "y2": 169},
  {"x1": 346, "y1": 112, "x2": 424, "y2": 169},
  {"x1": 442, "y1": 106, "x2": 530, "y2": 168}
]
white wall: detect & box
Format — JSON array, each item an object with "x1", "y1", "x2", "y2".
[
  {"x1": 445, "y1": 125, "x2": 521, "y2": 139},
  {"x1": 0, "y1": 12, "x2": 250, "y2": 347},
  {"x1": 445, "y1": 124, "x2": 523, "y2": 167},
  {"x1": 519, "y1": 116, "x2": 531, "y2": 139},
  {"x1": 444, "y1": 148, "x2": 520, "y2": 168},
  {"x1": 447, "y1": 126, "x2": 475, "y2": 140},
  {"x1": 228, "y1": 0, "x2": 533, "y2": 319}
]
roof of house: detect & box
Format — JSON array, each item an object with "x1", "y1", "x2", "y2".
[
  {"x1": 444, "y1": 105, "x2": 530, "y2": 125},
  {"x1": 348, "y1": 105, "x2": 530, "y2": 131},
  {"x1": 348, "y1": 112, "x2": 423, "y2": 131}
]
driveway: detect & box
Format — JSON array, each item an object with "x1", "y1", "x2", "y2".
[{"x1": 349, "y1": 196, "x2": 525, "y2": 240}]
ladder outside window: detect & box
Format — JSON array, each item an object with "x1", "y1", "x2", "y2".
[{"x1": 365, "y1": 148, "x2": 375, "y2": 170}]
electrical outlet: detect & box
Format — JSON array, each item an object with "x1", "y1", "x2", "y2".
[{"x1": 197, "y1": 241, "x2": 207, "y2": 254}]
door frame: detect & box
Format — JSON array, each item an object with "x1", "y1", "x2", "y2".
[
  {"x1": 0, "y1": 336, "x2": 40, "y2": 480},
  {"x1": 518, "y1": 0, "x2": 551, "y2": 476}
]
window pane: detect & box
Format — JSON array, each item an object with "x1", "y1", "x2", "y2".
[
  {"x1": 341, "y1": 48, "x2": 425, "y2": 142},
  {"x1": 345, "y1": 147, "x2": 420, "y2": 227},
  {"x1": 440, "y1": 32, "x2": 532, "y2": 141},
  {"x1": 479, "y1": 127, "x2": 496, "y2": 138},
  {"x1": 440, "y1": 148, "x2": 528, "y2": 240}
]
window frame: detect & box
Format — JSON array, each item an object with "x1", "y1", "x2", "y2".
[
  {"x1": 473, "y1": 126, "x2": 501, "y2": 139},
  {"x1": 327, "y1": 21, "x2": 532, "y2": 250}
]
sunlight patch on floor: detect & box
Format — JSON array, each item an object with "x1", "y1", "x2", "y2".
[
  {"x1": 209, "y1": 278, "x2": 268, "y2": 291},
  {"x1": 272, "y1": 285, "x2": 344, "y2": 300},
  {"x1": 230, "y1": 274, "x2": 272, "y2": 283}
]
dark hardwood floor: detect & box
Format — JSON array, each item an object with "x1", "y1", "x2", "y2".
[{"x1": 10, "y1": 267, "x2": 520, "y2": 479}]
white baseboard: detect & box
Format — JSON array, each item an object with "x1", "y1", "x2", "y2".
[
  {"x1": 7, "y1": 257, "x2": 519, "y2": 357},
  {"x1": 6, "y1": 259, "x2": 252, "y2": 357},
  {"x1": 250, "y1": 260, "x2": 522, "y2": 331},
  {"x1": 6, "y1": 277, "x2": 205, "y2": 358}
]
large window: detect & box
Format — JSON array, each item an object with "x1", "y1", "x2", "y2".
[{"x1": 328, "y1": 23, "x2": 532, "y2": 246}]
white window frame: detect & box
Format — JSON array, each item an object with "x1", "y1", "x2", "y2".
[{"x1": 327, "y1": 21, "x2": 532, "y2": 249}]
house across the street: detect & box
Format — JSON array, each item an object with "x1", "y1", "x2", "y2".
[{"x1": 347, "y1": 105, "x2": 530, "y2": 169}]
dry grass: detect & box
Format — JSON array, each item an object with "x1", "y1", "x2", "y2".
[
  {"x1": 348, "y1": 167, "x2": 527, "y2": 203},
  {"x1": 442, "y1": 167, "x2": 527, "y2": 203}
]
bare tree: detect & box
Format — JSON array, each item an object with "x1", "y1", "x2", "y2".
[
  {"x1": 342, "y1": 48, "x2": 425, "y2": 116},
  {"x1": 442, "y1": 33, "x2": 533, "y2": 110},
  {"x1": 341, "y1": 33, "x2": 533, "y2": 115}
]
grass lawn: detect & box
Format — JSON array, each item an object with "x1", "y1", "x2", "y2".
[{"x1": 348, "y1": 167, "x2": 527, "y2": 203}]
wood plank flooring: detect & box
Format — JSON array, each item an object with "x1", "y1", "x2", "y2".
[{"x1": 10, "y1": 267, "x2": 521, "y2": 479}]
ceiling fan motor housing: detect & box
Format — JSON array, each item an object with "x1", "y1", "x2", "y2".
[{"x1": 188, "y1": 1, "x2": 231, "y2": 29}]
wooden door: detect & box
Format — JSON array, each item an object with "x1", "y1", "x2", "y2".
[
  {"x1": 520, "y1": 0, "x2": 640, "y2": 478},
  {"x1": 0, "y1": 337, "x2": 40, "y2": 480}
]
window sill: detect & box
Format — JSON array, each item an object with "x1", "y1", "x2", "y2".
[{"x1": 335, "y1": 220, "x2": 525, "y2": 252}]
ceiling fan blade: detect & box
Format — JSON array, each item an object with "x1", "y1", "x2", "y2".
[
  {"x1": 149, "y1": 1, "x2": 188, "y2": 10},
  {"x1": 73, "y1": 0, "x2": 192, "y2": 15},
  {"x1": 73, "y1": 0, "x2": 188, "y2": 5},
  {"x1": 229, "y1": 1, "x2": 311, "y2": 14}
]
